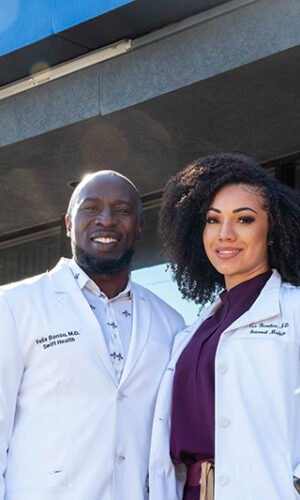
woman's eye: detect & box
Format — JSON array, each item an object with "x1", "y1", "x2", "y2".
[
  {"x1": 238, "y1": 216, "x2": 255, "y2": 224},
  {"x1": 205, "y1": 217, "x2": 219, "y2": 224}
]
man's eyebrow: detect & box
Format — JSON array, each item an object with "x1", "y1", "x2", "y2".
[
  {"x1": 80, "y1": 197, "x2": 98, "y2": 203},
  {"x1": 80, "y1": 197, "x2": 133, "y2": 206},
  {"x1": 114, "y1": 200, "x2": 133, "y2": 205}
]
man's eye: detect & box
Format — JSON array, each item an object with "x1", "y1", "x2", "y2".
[
  {"x1": 83, "y1": 205, "x2": 97, "y2": 211},
  {"x1": 117, "y1": 208, "x2": 129, "y2": 214},
  {"x1": 238, "y1": 216, "x2": 255, "y2": 224}
]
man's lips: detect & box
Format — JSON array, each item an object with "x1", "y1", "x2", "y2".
[
  {"x1": 216, "y1": 248, "x2": 242, "y2": 259},
  {"x1": 92, "y1": 237, "x2": 118, "y2": 244},
  {"x1": 90, "y1": 233, "x2": 120, "y2": 245}
]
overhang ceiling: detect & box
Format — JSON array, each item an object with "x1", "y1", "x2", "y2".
[{"x1": 1, "y1": 44, "x2": 300, "y2": 239}]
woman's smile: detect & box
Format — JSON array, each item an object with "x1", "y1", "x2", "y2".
[{"x1": 215, "y1": 247, "x2": 242, "y2": 259}]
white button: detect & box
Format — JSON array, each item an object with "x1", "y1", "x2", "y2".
[
  {"x1": 116, "y1": 455, "x2": 125, "y2": 465},
  {"x1": 218, "y1": 475, "x2": 229, "y2": 486},
  {"x1": 218, "y1": 363, "x2": 228, "y2": 374},
  {"x1": 218, "y1": 416, "x2": 230, "y2": 428},
  {"x1": 116, "y1": 392, "x2": 125, "y2": 400}
]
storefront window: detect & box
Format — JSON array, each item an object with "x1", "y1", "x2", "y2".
[{"x1": 132, "y1": 263, "x2": 199, "y2": 325}]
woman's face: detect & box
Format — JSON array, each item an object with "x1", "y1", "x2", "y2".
[{"x1": 203, "y1": 183, "x2": 270, "y2": 290}]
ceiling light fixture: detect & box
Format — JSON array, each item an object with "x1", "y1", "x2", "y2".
[{"x1": 0, "y1": 39, "x2": 131, "y2": 101}]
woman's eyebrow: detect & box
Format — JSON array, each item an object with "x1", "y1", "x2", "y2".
[
  {"x1": 207, "y1": 207, "x2": 221, "y2": 213},
  {"x1": 232, "y1": 207, "x2": 257, "y2": 214},
  {"x1": 207, "y1": 206, "x2": 257, "y2": 214}
]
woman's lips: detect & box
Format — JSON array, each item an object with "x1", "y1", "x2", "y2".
[{"x1": 216, "y1": 248, "x2": 242, "y2": 259}]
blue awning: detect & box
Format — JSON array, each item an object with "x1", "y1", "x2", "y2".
[{"x1": 0, "y1": 0, "x2": 134, "y2": 57}]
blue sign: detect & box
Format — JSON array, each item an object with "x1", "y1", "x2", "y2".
[{"x1": 0, "y1": 0, "x2": 133, "y2": 57}]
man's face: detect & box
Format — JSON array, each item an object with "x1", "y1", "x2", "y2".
[{"x1": 66, "y1": 174, "x2": 143, "y2": 270}]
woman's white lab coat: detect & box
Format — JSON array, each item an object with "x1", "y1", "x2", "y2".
[{"x1": 149, "y1": 271, "x2": 300, "y2": 500}]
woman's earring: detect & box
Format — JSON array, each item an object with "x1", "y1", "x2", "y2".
[{"x1": 268, "y1": 240, "x2": 273, "y2": 246}]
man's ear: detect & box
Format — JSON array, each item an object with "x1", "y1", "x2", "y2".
[
  {"x1": 65, "y1": 214, "x2": 72, "y2": 238},
  {"x1": 136, "y1": 219, "x2": 144, "y2": 241}
]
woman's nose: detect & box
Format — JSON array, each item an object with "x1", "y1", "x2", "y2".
[{"x1": 218, "y1": 221, "x2": 235, "y2": 241}]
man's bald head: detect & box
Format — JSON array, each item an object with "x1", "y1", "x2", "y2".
[{"x1": 67, "y1": 170, "x2": 143, "y2": 221}]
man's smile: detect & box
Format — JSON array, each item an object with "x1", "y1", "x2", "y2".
[
  {"x1": 91, "y1": 236, "x2": 118, "y2": 244},
  {"x1": 90, "y1": 231, "x2": 121, "y2": 246}
]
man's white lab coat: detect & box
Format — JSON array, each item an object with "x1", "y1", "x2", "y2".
[
  {"x1": 0, "y1": 258, "x2": 184, "y2": 500},
  {"x1": 149, "y1": 271, "x2": 300, "y2": 500}
]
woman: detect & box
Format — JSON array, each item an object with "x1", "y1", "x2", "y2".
[{"x1": 149, "y1": 154, "x2": 300, "y2": 500}]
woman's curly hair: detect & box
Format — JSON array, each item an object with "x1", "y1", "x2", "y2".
[{"x1": 159, "y1": 153, "x2": 300, "y2": 305}]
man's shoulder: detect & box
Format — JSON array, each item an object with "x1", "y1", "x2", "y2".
[
  {"x1": 132, "y1": 280, "x2": 174, "y2": 309},
  {"x1": 0, "y1": 271, "x2": 51, "y2": 316},
  {"x1": 132, "y1": 281, "x2": 184, "y2": 324},
  {"x1": 1, "y1": 270, "x2": 48, "y2": 293},
  {"x1": 0, "y1": 258, "x2": 70, "y2": 297}
]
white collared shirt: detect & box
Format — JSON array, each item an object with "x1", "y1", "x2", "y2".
[{"x1": 69, "y1": 259, "x2": 133, "y2": 381}]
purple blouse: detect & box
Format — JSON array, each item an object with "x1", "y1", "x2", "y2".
[{"x1": 170, "y1": 271, "x2": 272, "y2": 500}]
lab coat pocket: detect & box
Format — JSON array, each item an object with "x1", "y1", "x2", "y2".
[
  {"x1": 5, "y1": 484, "x2": 69, "y2": 500},
  {"x1": 5, "y1": 376, "x2": 69, "y2": 493}
]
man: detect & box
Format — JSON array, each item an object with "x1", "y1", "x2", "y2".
[{"x1": 0, "y1": 171, "x2": 184, "y2": 500}]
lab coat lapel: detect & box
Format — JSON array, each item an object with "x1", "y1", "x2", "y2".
[
  {"x1": 119, "y1": 284, "x2": 151, "y2": 385},
  {"x1": 223, "y1": 270, "x2": 282, "y2": 334},
  {"x1": 168, "y1": 299, "x2": 222, "y2": 368},
  {"x1": 177, "y1": 271, "x2": 282, "y2": 342},
  {"x1": 49, "y1": 259, "x2": 117, "y2": 384}
]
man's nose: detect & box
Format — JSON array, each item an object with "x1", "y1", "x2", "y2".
[
  {"x1": 218, "y1": 221, "x2": 235, "y2": 240},
  {"x1": 94, "y1": 207, "x2": 115, "y2": 226}
]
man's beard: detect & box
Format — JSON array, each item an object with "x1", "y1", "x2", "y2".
[{"x1": 73, "y1": 244, "x2": 134, "y2": 275}]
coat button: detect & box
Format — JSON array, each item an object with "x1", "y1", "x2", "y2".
[
  {"x1": 218, "y1": 363, "x2": 228, "y2": 374},
  {"x1": 218, "y1": 475, "x2": 229, "y2": 486},
  {"x1": 218, "y1": 416, "x2": 230, "y2": 428},
  {"x1": 116, "y1": 391, "x2": 126, "y2": 400},
  {"x1": 116, "y1": 455, "x2": 125, "y2": 465}
]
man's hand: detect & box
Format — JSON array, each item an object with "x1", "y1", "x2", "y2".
[{"x1": 294, "y1": 476, "x2": 300, "y2": 494}]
